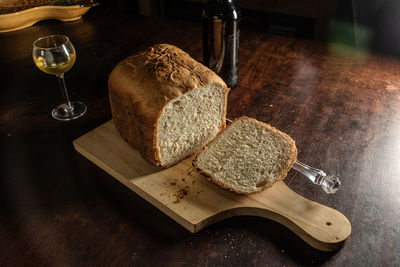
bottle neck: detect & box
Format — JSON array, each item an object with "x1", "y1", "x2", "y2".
[{"x1": 204, "y1": 0, "x2": 241, "y2": 20}]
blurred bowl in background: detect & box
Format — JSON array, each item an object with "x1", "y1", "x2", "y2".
[{"x1": 0, "y1": 4, "x2": 93, "y2": 33}]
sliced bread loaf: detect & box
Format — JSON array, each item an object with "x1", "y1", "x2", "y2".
[
  {"x1": 108, "y1": 44, "x2": 229, "y2": 168},
  {"x1": 194, "y1": 117, "x2": 297, "y2": 193}
]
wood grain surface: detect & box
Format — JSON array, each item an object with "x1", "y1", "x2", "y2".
[{"x1": 0, "y1": 5, "x2": 399, "y2": 266}]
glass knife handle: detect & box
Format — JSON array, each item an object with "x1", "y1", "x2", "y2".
[{"x1": 292, "y1": 160, "x2": 341, "y2": 194}]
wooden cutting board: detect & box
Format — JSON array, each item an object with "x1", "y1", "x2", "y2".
[{"x1": 73, "y1": 120, "x2": 351, "y2": 251}]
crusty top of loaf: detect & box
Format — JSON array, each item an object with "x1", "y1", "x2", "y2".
[
  {"x1": 109, "y1": 44, "x2": 226, "y2": 115},
  {"x1": 139, "y1": 44, "x2": 226, "y2": 96}
]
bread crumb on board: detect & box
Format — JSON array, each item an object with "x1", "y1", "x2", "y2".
[
  {"x1": 173, "y1": 188, "x2": 188, "y2": 203},
  {"x1": 163, "y1": 174, "x2": 203, "y2": 203}
]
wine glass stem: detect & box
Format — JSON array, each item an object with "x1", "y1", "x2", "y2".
[{"x1": 57, "y1": 74, "x2": 72, "y2": 112}]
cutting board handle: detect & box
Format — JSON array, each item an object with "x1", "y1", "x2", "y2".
[{"x1": 200, "y1": 181, "x2": 351, "y2": 251}]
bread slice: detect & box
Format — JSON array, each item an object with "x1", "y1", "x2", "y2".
[
  {"x1": 108, "y1": 44, "x2": 228, "y2": 168},
  {"x1": 194, "y1": 117, "x2": 297, "y2": 193}
]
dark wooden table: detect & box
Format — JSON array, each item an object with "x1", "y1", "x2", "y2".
[{"x1": 1, "y1": 7, "x2": 399, "y2": 266}]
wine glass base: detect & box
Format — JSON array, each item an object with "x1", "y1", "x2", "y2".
[{"x1": 52, "y1": 101, "x2": 87, "y2": 121}]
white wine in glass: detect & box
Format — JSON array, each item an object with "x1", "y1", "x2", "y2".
[{"x1": 33, "y1": 35, "x2": 87, "y2": 121}]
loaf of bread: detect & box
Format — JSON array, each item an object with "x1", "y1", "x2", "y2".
[
  {"x1": 108, "y1": 44, "x2": 229, "y2": 168},
  {"x1": 193, "y1": 117, "x2": 297, "y2": 193}
]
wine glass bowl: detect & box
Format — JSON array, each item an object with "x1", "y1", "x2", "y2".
[{"x1": 33, "y1": 35, "x2": 86, "y2": 121}]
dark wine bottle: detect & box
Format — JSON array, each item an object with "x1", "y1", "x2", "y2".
[{"x1": 202, "y1": 0, "x2": 241, "y2": 88}]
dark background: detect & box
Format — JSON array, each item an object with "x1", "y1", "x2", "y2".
[{"x1": 96, "y1": 0, "x2": 400, "y2": 57}]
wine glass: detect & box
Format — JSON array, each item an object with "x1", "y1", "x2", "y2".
[{"x1": 33, "y1": 35, "x2": 87, "y2": 121}]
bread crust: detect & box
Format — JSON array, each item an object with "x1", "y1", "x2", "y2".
[
  {"x1": 193, "y1": 116, "x2": 298, "y2": 194},
  {"x1": 108, "y1": 44, "x2": 228, "y2": 168}
]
